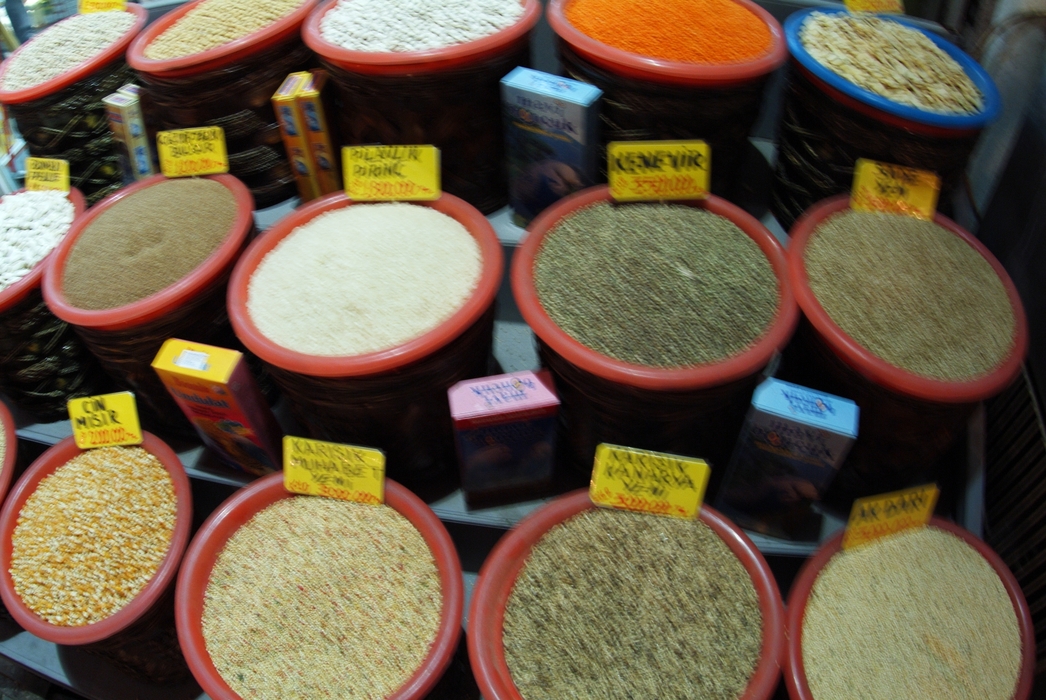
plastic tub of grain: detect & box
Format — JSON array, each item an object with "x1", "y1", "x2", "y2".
[
  {"x1": 127, "y1": 0, "x2": 320, "y2": 209},
  {"x1": 227, "y1": 192, "x2": 502, "y2": 494},
  {"x1": 301, "y1": 0, "x2": 541, "y2": 213},
  {"x1": 0, "y1": 189, "x2": 110, "y2": 420},
  {"x1": 0, "y1": 6, "x2": 147, "y2": 204},
  {"x1": 785, "y1": 519, "x2": 1035, "y2": 700},
  {"x1": 771, "y1": 8, "x2": 1001, "y2": 228},
  {"x1": 511, "y1": 185, "x2": 797, "y2": 484},
  {"x1": 0, "y1": 433, "x2": 192, "y2": 681},
  {"x1": 781, "y1": 195, "x2": 1026, "y2": 512},
  {"x1": 42, "y1": 174, "x2": 255, "y2": 434},
  {"x1": 546, "y1": 0, "x2": 785, "y2": 200},
  {"x1": 469, "y1": 489, "x2": 785, "y2": 699},
  {"x1": 175, "y1": 471, "x2": 463, "y2": 699}
]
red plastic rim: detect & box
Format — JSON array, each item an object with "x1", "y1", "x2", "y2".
[
  {"x1": 127, "y1": 0, "x2": 319, "y2": 77},
  {"x1": 785, "y1": 518, "x2": 1036, "y2": 700},
  {"x1": 0, "y1": 188, "x2": 85, "y2": 313},
  {"x1": 511, "y1": 185, "x2": 798, "y2": 391},
  {"x1": 547, "y1": 0, "x2": 786, "y2": 87},
  {"x1": 175, "y1": 472, "x2": 465, "y2": 700},
  {"x1": 787, "y1": 195, "x2": 1028, "y2": 403},
  {"x1": 302, "y1": 0, "x2": 541, "y2": 75},
  {"x1": 468, "y1": 490, "x2": 786, "y2": 700},
  {"x1": 227, "y1": 192, "x2": 503, "y2": 378},
  {"x1": 0, "y1": 5, "x2": 146, "y2": 105},
  {"x1": 0, "y1": 433, "x2": 192, "y2": 645},
  {"x1": 42, "y1": 174, "x2": 255, "y2": 332},
  {"x1": 0, "y1": 400, "x2": 18, "y2": 508}
]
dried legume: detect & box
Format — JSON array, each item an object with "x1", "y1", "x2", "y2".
[
  {"x1": 805, "y1": 210, "x2": 1014, "y2": 381},
  {"x1": 61, "y1": 178, "x2": 237, "y2": 310},
  {"x1": 803, "y1": 526, "x2": 1021, "y2": 700},
  {"x1": 534, "y1": 201, "x2": 779, "y2": 367},
  {"x1": 320, "y1": 0, "x2": 524, "y2": 52},
  {"x1": 248, "y1": 202, "x2": 482, "y2": 356},
  {"x1": 565, "y1": 0, "x2": 771, "y2": 64},
  {"x1": 0, "y1": 191, "x2": 74, "y2": 292},
  {"x1": 202, "y1": 496, "x2": 442, "y2": 699},
  {"x1": 800, "y1": 12, "x2": 983, "y2": 115},
  {"x1": 144, "y1": 0, "x2": 308, "y2": 61},
  {"x1": 504, "y1": 508, "x2": 763, "y2": 699},
  {"x1": 1, "y1": 11, "x2": 137, "y2": 92},
  {"x1": 10, "y1": 446, "x2": 177, "y2": 626}
]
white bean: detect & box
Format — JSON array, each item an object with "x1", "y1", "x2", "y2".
[{"x1": 0, "y1": 191, "x2": 74, "y2": 293}]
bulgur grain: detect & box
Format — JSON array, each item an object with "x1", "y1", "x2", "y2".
[{"x1": 144, "y1": 0, "x2": 308, "y2": 61}]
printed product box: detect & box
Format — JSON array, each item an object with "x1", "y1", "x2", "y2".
[
  {"x1": 272, "y1": 73, "x2": 320, "y2": 202},
  {"x1": 297, "y1": 70, "x2": 341, "y2": 195},
  {"x1": 152, "y1": 339, "x2": 282, "y2": 477},
  {"x1": 103, "y1": 84, "x2": 156, "y2": 182},
  {"x1": 501, "y1": 67, "x2": 601, "y2": 225},
  {"x1": 448, "y1": 370, "x2": 559, "y2": 506},
  {"x1": 715, "y1": 378, "x2": 859, "y2": 541}
]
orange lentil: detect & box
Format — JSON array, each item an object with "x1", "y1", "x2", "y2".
[{"x1": 565, "y1": 0, "x2": 772, "y2": 64}]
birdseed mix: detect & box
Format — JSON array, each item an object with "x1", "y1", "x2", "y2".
[
  {"x1": 0, "y1": 11, "x2": 137, "y2": 92},
  {"x1": 0, "y1": 191, "x2": 74, "y2": 292},
  {"x1": 319, "y1": 0, "x2": 525, "y2": 52},
  {"x1": 10, "y1": 446, "x2": 177, "y2": 626},
  {"x1": 202, "y1": 496, "x2": 442, "y2": 700},
  {"x1": 248, "y1": 202, "x2": 482, "y2": 356},
  {"x1": 800, "y1": 12, "x2": 983, "y2": 115},
  {"x1": 805, "y1": 210, "x2": 1015, "y2": 381},
  {"x1": 534, "y1": 201, "x2": 779, "y2": 368},
  {"x1": 803, "y1": 526, "x2": 1021, "y2": 700},
  {"x1": 504, "y1": 508, "x2": 763, "y2": 699},
  {"x1": 144, "y1": 0, "x2": 308, "y2": 60},
  {"x1": 61, "y1": 178, "x2": 237, "y2": 310}
]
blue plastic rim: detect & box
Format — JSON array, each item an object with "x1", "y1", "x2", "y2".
[{"x1": 785, "y1": 7, "x2": 1001, "y2": 130}]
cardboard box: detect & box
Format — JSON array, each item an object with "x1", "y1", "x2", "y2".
[
  {"x1": 715, "y1": 378, "x2": 859, "y2": 540},
  {"x1": 273, "y1": 73, "x2": 321, "y2": 202},
  {"x1": 297, "y1": 70, "x2": 341, "y2": 195},
  {"x1": 501, "y1": 67, "x2": 601, "y2": 225},
  {"x1": 103, "y1": 84, "x2": 155, "y2": 182},
  {"x1": 152, "y1": 339, "x2": 282, "y2": 477}
]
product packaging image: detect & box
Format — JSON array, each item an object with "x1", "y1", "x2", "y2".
[
  {"x1": 297, "y1": 70, "x2": 341, "y2": 195},
  {"x1": 272, "y1": 72, "x2": 320, "y2": 202},
  {"x1": 103, "y1": 83, "x2": 156, "y2": 183}
]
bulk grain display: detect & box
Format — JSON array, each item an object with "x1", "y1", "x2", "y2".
[{"x1": 0, "y1": 6, "x2": 147, "y2": 204}]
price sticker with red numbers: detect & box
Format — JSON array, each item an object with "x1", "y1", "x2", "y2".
[
  {"x1": 156, "y1": 126, "x2": 229, "y2": 178},
  {"x1": 68, "y1": 392, "x2": 143, "y2": 449},
  {"x1": 590, "y1": 444, "x2": 710, "y2": 519},
  {"x1": 283, "y1": 436, "x2": 384, "y2": 505},
  {"x1": 343, "y1": 145, "x2": 440, "y2": 201}
]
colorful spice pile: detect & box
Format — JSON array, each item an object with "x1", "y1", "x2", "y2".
[
  {"x1": 202, "y1": 497, "x2": 442, "y2": 699},
  {"x1": 503, "y1": 508, "x2": 763, "y2": 698},
  {"x1": 144, "y1": 0, "x2": 308, "y2": 60},
  {"x1": 802, "y1": 527, "x2": 1021, "y2": 699},
  {"x1": 805, "y1": 210, "x2": 1014, "y2": 381},
  {"x1": 248, "y1": 203, "x2": 481, "y2": 356},
  {"x1": 0, "y1": 191, "x2": 74, "y2": 292},
  {"x1": 61, "y1": 178, "x2": 237, "y2": 310},
  {"x1": 564, "y1": 0, "x2": 772, "y2": 64},
  {"x1": 9, "y1": 446, "x2": 177, "y2": 626},
  {"x1": 534, "y1": 201, "x2": 779, "y2": 367}
]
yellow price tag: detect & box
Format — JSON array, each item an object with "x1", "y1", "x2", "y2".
[
  {"x1": 844, "y1": 0, "x2": 904, "y2": 13},
  {"x1": 283, "y1": 436, "x2": 384, "y2": 505},
  {"x1": 590, "y1": 444, "x2": 710, "y2": 519},
  {"x1": 25, "y1": 158, "x2": 69, "y2": 193},
  {"x1": 343, "y1": 145, "x2": 440, "y2": 201},
  {"x1": 842, "y1": 483, "x2": 939, "y2": 549},
  {"x1": 156, "y1": 127, "x2": 229, "y2": 178},
  {"x1": 607, "y1": 140, "x2": 710, "y2": 202},
  {"x1": 851, "y1": 158, "x2": 940, "y2": 220},
  {"x1": 67, "y1": 392, "x2": 143, "y2": 449},
  {"x1": 79, "y1": 0, "x2": 127, "y2": 12}
]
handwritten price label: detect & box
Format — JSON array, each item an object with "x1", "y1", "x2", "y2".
[
  {"x1": 590, "y1": 444, "x2": 710, "y2": 519},
  {"x1": 608, "y1": 140, "x2": 710, "y2": 202},
  {"x1": 79, "y1": 0, "x2": 126, "y2": 12},
  {"x1": 842, "y1": 483, "x2": 939, "y2": 549},
  {"x1": 283, "y1": 436, "x2": 384, "y2": 505},
  {"x1": 844, "y1": 0, "x2": 903, "y2": 13},
  {"x1": 851, "y1": 158, "x2": 939, "y2": 220},
  {"x1": 343, "y1": 145, "x2": 440, "y2": 201},
  {"x1": 25, "y1": 158, "x2": 69, "y2": 192},
  {"x1": 67, "y1": 392, "x2": 142, "y2": 449},
  {"x1": 157, "y1": 126, "x2": 229, "y2": 177}
]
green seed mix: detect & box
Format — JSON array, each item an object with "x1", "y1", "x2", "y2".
[
  {"x1": 805, "y1": 210, "x2": 1015, "y2": 381},
  {"x1": 503, "y1": 508, "x2": 763, "y2": 700},
  {"x1": 533, "y1": 202, "x2": 780, "y2": 368}
]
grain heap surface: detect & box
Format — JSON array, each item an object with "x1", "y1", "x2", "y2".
[
  {"x1": 803, "y1": 527, "x2": 1021, "y2": 700},
  {"x1": 144, "y1": 0, "x2": 308, "y2": 60},
  {"x1": 503, "y1": 508, "x2": 763, "y2": 699},
  {"x1": 805, "y1": 210, "x2": 1015, "y2": 381},
  {"x1": 202, "y1": 497, "x2": 442, "y2": 699},
  {"x1": 0, "y1": 191, "x2": 74, "y2": 292},
  {"x1": 10, "y1": 446, "x2": 177, "y2": 626}
]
